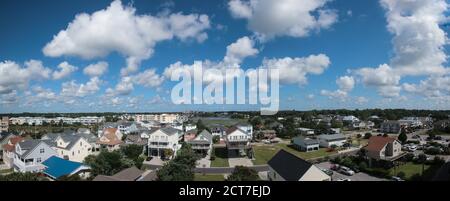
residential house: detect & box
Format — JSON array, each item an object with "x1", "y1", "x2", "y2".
[
  {"x1": 96, "y1": 128, "x2": 123, "y2": 151},
  {"x1": 2, "y1": 135, "x2": 24, "y2": 168},
  {"x1": 292, "y1": 136, "x2": 319, "y2": 152},
  {"x1": 147, "y1": 127, "x2": 182, "y2": 159},
  {"x1": 235, "y1": 123, "x2": 253, "y2": 140},
  {"x1": 257, "y1": 130, "x2": 277, "y2": 140},
  {"x1": 186, "y1": 130, "x2": 212, "y2": 156},
  {"x1": 297, "y1": 127, "x2": 315, "y2": 136},
  {"x1": 342, "y1": 115, "x2": 360, "y2": 123},
  {"x1": 184, "y1": 129, "x2": 198, "y2": 141},
  {"x1": 41, "y1": 156, "x2": 90, "y2": 180},
  {"x1": 268, "y1": 150, "x2": 331, "y2": 181},
  {"x1": 13, "y1": 139, "x2": 58, "y2": 173},
  {"x1": 117, "y1": 121, "x2": 139, "y2": 134},
  {"x1": 317, "y1": 134, "x2": 347, "y2": 148},
  {"x1": 225, "y1": 127, "x2": 251, "y2": 156},
  {"x1": 380, "y1": 121, "x2": 402, "y2": 134},
  {"x1": 41, "y1": 132, "x2": 93, "y2": 163},
  {"x1": 137, "y1": 120, "x2": 161, "y2": 129},
  {"x1": 93, "y1": 166, "x2": 144, "y2": 181},
  {"x1": 210, "y1": 124, "x2": 226, "y2": 137},
  {"x1": 1, "y1": 117, "x2": 9, "y2": 132},
  {"x1": 364, "y1": 136, "x2": 403, "y2": 160}
]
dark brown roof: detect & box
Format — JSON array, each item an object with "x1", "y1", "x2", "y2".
[
  {"x1": 112, "y1": 166, "x2": 143, "y2": 181},
  {"x1": 2, "y1": 136, "x2": 23, "y2": 152},
  {"x1": 365, "y1": 136, "x2": 397, "y2": 152}
]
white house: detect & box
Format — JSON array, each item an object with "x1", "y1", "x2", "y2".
[
  {"x1": 13, "y1": 140, "x2": 58, "y2": 173},
  {"x1": 268, "y1": 150, "x2": 330, "y2": 181},
  {"x1": 235, "y1": 123, "x2": 253, "y2": 139},
  {"x1": 42, "y1": 133, "x2": 93, "y2": 163},
  {"x1": 2, "y1": 135, "x2": 24, "y2": 168},
  {"x1": 186, "y1": 130, "x2": 212, "y2": 156},
  {"x1": 342, "y1": 115, "x2": 360, "y2": 123},
  {"x1": 317, "y1": 134, "x2": 347, "y2": 148},
  {"x1": 297, "y1": 127, "x2": 315, "y2": 136},
  {"x1": 147, "y1": 127, "x2": 182, "y2": 159},
  {"x1": 225, "y1": 127, "x2": 251, "y2": 156}
]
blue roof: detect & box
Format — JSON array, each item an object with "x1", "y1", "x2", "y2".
[{"x1": 42, "y1": 156, "x2": 84, "y2": 179}]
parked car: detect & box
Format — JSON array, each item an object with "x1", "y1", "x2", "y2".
[
  {"x1": 339, "y1": 166, "x2": 355, "y2": 176},
  {"x1": 331, "y1": 164, "x2": 340, "y2": 171},
  {"x1": 320, "y1": 168, "x2": 333, "y2": 176},
  {"x1": 391, "y1": 176, "x2": 404, "y2": 181},
  {"x1": 337, "y1": 178, "x2": 352, "y2": 181},
  {"x1": 352, "y1": 167, "x2": 360, "y2": 173}
]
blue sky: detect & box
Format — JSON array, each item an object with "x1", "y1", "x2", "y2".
[{"x1": 1, "y1": 0, "x2": 449, "y2": 113}]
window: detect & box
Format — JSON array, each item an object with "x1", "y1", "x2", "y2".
[
  {"x1": 40, "y1": 148, "x2": 45, "y2": 153},
  {"x1": 36, "y1": 158, "x2": 41, "y2": 163},
  {"x1": 72, "y1": 151, "x2": 74, "y2": 156}
]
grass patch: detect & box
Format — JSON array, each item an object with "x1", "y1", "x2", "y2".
[
  {"x1": 0, "y1": 168, "x2": 13, "y2": 174},
  {"x1": 275, "y1": 143, "x2": 336, "y2": 160},
  {"x1": 253, "y1": 143, "x2": 337, "y2": 165},
  {"x1": 389, "y1": 162, "x2": 439, "y2": 180},
  {"x1": 211, "y1": 147, "x2": 229, "y2": 167},
  {"x1": 194, "y1": 174, "x2": 225, "y2": 181},
  {"x1": 253, "y1": 145, "x2": 280, "y2": 165}
]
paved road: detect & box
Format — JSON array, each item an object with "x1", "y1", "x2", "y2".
[{"x1": 316, "y1": 162, "x2": 388, "y2": 181}]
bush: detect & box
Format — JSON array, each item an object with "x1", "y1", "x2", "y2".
[
  {"x1": 425, "y1": 147, "x2": 442, "y2": 155},
  {"x1": 433, "y1": 156, "x2": 445, "y2": 165},
  {"x1": 364, "y1": 133, "x2": 372, "y2": 139},
  {"x1": 404, "y1": 153, "x2": 415, "y2": 162},
  {"x1": 356, "y1": 134, "x2": 362, "y2": 138},
  {"x1": 397, "y1": 172, "x2": 406, "y2": 180},
  {"x1": 366, "y1": 168, "x2": 390, "y2": 178},
  {"x1": 358, "y1": 161, "x2": 368, "y2": 171}
]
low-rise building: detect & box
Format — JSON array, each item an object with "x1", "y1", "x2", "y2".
[
  {"x1": 186, "y1": 130, "x2": 212, "y2": 156},
  {"x1": 380, "y1": 121, "x2": 401, "y2": 134},
  {"x1": 292, "y1": 136, "x2": 319, "y2": 152},
  {"x1": 317, "y1": 134, "x2": 347, "y2": 148},
  {"x1": 225, "y1": 127, "x2": 251, "y2": 156},
  {"x1": 2, "y1": 135, "x2": 24, "y2": 168},
  {"x1": 297, "y1": 127, "x2": 315, "y2": 136},
  {"x1": 41, "y1": 132, "x2": 93, "y2": 163},
  {"x1": 1, "y1": 116, "x2": 9, "y2": 132},
  {"x1": 13, "y1": 139, "x2": 58, "y2": 173},
  {"x1": 364, "y1": 136, "x2": 403, "y2": 160},
  {"x1": 235, "y1": 123, "x2": 253, "y2": 139},
  {"x1": 147, "y1": 127, "x2": 182, "y2": 159},
  {"x1": 96, "y1": 128, "x2": 123, "y2": 151},
  {"x1": 268, "y1": 150, "x2": 330, "y2": 181}
]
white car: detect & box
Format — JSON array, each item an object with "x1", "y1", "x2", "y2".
[
  {"x1": 337, "y1": 178, "x2": 352, "y2": 181},
  {"x1": 339, "y1": 166, "x2": 355, "y2": 176}
]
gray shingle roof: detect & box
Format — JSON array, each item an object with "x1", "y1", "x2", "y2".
[
  {"x1": 16, "y1": 139, "x2": 42, "y2": 158},
  {"x1": 268, "y1": 149, "x2": 313, "y2": 181},
  {"x1": 159, "y1": 127, "x2": 180, "y2": 136},
  {"x1": 317, "y1": 134, "x2": 346, "y2": 141}
]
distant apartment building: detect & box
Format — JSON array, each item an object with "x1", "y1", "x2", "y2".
[
  {"x1": 1, "y1": 116, "x2": 9, "y2": 132},
  {"x1": 8, "y1": 116, "x2": 105, "y2": 125},
  {"x1": 134, "y1": 114, "x2": 183, "y2": 124},
  {"x1": 380, "y1": 121, "x2": 402, "y2": 134}
]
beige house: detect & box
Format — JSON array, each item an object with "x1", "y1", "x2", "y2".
[
  {"x1": 268, "y1": 150, "x2": 331, "y2": 181},
  {"x1": 364, "y1": 136, "x2": 403, "y2": 160},
  {"x1": 97, "y1": 128, "x2": 123, "y2": 151}
]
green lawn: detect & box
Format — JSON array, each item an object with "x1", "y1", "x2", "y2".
[
  {"x1": 253, "y1": 146, "x2": 279, "y2": 165},
  {"x1": 390, "y1": 162, "x2": 431, "y2": 180},
  {"x1": 210, "y1": 147, "x2": 229, "y2": 167},
  {"x1": 252, "y1": 144, "x2": 336, "y2": 165},
  {"x1": 275, "y1": 143, "x2": 336, "y2": 160},
  {"x1": 194, "y1": 174, "x2": 225, "y2": 181}
]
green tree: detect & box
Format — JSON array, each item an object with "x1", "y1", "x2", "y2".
[
  {"x1": 417, "y1": 154, "x2": 427, "y2": 176},
  {"x1": 120, "y1": 144, "x2": 143, "y2": 160},
  {"x1": 398, "y1": 130, "x2": 407, "y2": 144},
  {"x1": 0, "y1": 172, "x2": 48, "y2": 181},
  {"x1": 84, "y1": 151, "x2": 130, "y2": 176},
  {"x1": 196, "y1": 119, "x2": 208, "y2": 132},
  {"x1": 212, "y1": 135, "x2": 220, "y2": 144},
  {"x1": 227, "y1": 166, "x2": 259, "y2": 181},
  {"x1": 58, "y1": 174, "x2": 82, "y2": 181},
  {"x1": 157, "y1": 143, "x2": 199, "y2": 181}
]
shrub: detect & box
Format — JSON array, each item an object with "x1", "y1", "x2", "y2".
[
  {"x1": 425, "y1": 147, "x2": 441, "y2": 155},
  {"x1": 358, "y1": 161, "x2": 368, "y2": 171},
  {"x1": 404, "y1": 153, "x2": 415, "y2": 162},
  {"x1": 366, "y1": 168, "x2": 390, "y2": 178},
  {"x1": 356, "y1": 134, "x2": 362, "y2": 138},
  {"x1": 397, "y1": 172, "x2": 406, "y2": 180},
  {"x1": 364, "y1": 133, "x2": 372, "y2": 139}
]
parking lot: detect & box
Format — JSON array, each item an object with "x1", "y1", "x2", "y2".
[{"x1": 316, "y1": 162, "x2": 388, "y2": 181}]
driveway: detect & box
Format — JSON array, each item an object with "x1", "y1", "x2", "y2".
[
  {"x1": 196, "y1": 157, "x2": 211, "y2": 168},
  {"x1": 316, "y1": 162, "x2": 388, "y2": 181},
  {"x1": 228, "y1": 157, "x2": 254, "y2": 167}
]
